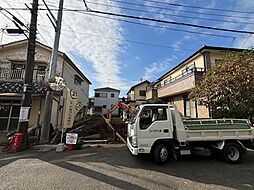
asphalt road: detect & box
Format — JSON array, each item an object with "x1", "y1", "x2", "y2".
[{"x1": 0, "y1": 144, "x2": 254, "y2": 190}]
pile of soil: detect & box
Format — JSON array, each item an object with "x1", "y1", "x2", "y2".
[{"x1": 68, "y1": 115, "x2": 127, "y2": 142}]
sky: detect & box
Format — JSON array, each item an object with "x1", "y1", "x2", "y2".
[{"x1": 1, "y1": 0, "x2": 254, "y2": 97}]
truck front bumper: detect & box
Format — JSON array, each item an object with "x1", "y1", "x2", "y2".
[{"x1": 127, "y1": 137, "x2": 138, "y2": 155}]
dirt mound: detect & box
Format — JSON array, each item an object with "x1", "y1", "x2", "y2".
[{"x1": 69, "y1": 115, "x2": 127, "y2": 141}]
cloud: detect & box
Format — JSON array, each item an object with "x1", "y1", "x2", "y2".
[
  {"x1": 0, "y1": 0, "x2": 129, "y2": 92},
  {"x1": 143, "y1": 55, "x2": 177, "y2": 81}
]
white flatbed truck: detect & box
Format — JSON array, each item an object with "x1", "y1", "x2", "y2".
[{"x1": 127, "y1": 104, "x2": 254, "y2": 164}]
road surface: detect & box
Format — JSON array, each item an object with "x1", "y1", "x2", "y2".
[{"x1": 0, "y1": 144, "x2": 254, "y2": 190}]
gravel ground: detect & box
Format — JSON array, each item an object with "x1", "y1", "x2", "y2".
[{"x1": 0, "y1": 144, "x2": 254, "y2": 190}]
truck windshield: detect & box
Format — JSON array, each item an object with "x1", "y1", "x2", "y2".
[{"x1": 129, "y1": 106, "x2": 140, "y2": 123}]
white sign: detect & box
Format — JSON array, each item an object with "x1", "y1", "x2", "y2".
[
  {"x1": 66, "y1": 133, "x2": 78, "y2": 144},
  {"x1": 19, "y1": 107, "x2": 30, "y2": 122}
]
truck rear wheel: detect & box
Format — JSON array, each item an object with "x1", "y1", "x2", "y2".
[
  {"x1": 153, "y1": 143, "x2": 169, "y2": 165},
  {"x1": 223, "y1": 142, "x2": 242, "y2": 164}
]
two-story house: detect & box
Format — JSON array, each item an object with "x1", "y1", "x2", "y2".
[
  {"x1": 94, "y1": 87, "x2": 120, "y2": 115},
  {"x1": 146, "y1": 45, "x2": 245, "y2": 118},
  {"x1": 0, "y1": 40, "x2": 91, "y2": 132},
  {"x1": 126, "y1": 80, "x2": 150, "y2": 106}
]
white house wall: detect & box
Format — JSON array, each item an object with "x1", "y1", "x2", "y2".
[{"x1": 94, "y1": 91, "x2": 119, "y2": 115}]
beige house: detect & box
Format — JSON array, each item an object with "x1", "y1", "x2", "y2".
[
  {"x1": 0, "y1": 40, "x2": 91, "y2": 131},
  {"x1": 146, "y1": 45, "x2": 245, "y2": 118},
  {"x1": 127, "y1": 80, "x2": 150, "y2": 106}
]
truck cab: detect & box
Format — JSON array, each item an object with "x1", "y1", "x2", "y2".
[{"x1": 127, "y1": 104, "x2": 174, "y2": 157}]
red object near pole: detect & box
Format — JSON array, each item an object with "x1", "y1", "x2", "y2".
[
  {"x1": 10, "y1": 133, "x2": 24, "y2": 152},
  {"x1": 67, "y1": 144, "x2": 75, "y2": 150}
]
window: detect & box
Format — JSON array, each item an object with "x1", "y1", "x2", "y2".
[
  {"x1": 37, "y1": 65, "x2": 46, "y2": 70},
  {"x1": 111, "y1": 93, "x2": 115, "y2": 97},
  {"x1": 102, "y1": 105, "x2": 107, "y2": 108},
  {"x1": 139, "y1": 106, "x2": 167, "y2": 130},
  {"x1": 74, "y1": 75, "x2": 82, "y2": 86},
  {"x1": 100, "y1": 93, "x2": 107, "y2": 98},
  {"x1": 139, "y1": 90, "x2": 146, "y2": 96},
  {"x1": 183, "y1": 95, "x2": 197, "y2": 118},
  {"x1": 12, "y1": 63, "x2": 25, "y2": 69},
  {"x1": 11, "y1": 63, "x2": 25, "y2": 80},
  {"x1": 95, "y1": 92, "x2": 107, "y2": 98}
]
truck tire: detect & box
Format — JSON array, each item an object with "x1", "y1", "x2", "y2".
[
  {"x1": 222, "y1": 142, "x2": 242, "y2": 164},
  {"x1": 153, "y1": 143, "x2": 169, "y2": 165}
]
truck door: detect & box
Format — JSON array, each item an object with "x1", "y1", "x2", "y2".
[{"x1": 137, "y1": 106, "x2": 173, "y2": 153}]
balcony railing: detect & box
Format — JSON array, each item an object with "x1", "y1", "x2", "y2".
[
  {"x1": 146, "y1": 67, "x2": 204, "y2": 99},
  {"x1": 0, "y1": 68, "x2": 47, "y2": 83}
]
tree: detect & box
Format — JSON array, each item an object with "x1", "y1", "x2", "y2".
[{"x1": 190, "y1": 51, "x2": 254, "y2": 119}]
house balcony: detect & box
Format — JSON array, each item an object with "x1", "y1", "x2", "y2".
[
  {"x1": 0, "y1": 68, "x2": 47, "y2": 83},
  {"x1": 0, "y1": 68, "x2": 48, "y2": 95},
  {"x1": 147, "y1": 67, "x2": 204, "y2": 99}
]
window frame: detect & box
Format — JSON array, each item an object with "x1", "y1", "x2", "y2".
[
  {"x1": 74, "y1": 75, "x2": 83, "y2": 86},
  {"x1": 139, "y1": 106, "x2": 168, "y2": 130},
  {"x1": 139, "y1": 90, "x2": 146, "y2": 97}
]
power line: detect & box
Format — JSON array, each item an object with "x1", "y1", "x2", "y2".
[
  {"x1": 81, "y1": 12, "x2": 239, "y2": 39},
  {"x1": 7, "y1": 6, "x2": 252, "y2": 35},
  {"x1": 82, "y1": 2, "x2": 254, "y2": 35},
  {"x1": 0, "y1": 4, "x2": 48, "y2": 44},
  {"x1": 5, "y1": 5, "x2": 254, "y2": 25},
  {"x1": 3, "y1": 6, "x2": 247, "y2": 39},
  {"x1": 141, "y1": 0, "x2": 254, "y2": 14},
  {"x1": 2, "y1": 0, "x2": 29, "y2": 26},
  {"x1": 83, "y1": 1, "x2": 254, "y2": 25},
  {"x1": 5, "y1": 3, "x2": 254, "y2": 22},
  {"x1": 91, "y1": 0, "x2": 254, "y2": 20}
]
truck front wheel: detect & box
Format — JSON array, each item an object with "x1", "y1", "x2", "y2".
[
  {"x1": 223, "y1": 142, "x2": 242, "y2": 164},
  {"x1": 153, "y1": 143, "x2": 170, "y2": 165}
]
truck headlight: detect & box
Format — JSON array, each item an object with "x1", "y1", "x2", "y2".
[{"x1": 131, "y1": 136, "x2": 137, "y2": 148}]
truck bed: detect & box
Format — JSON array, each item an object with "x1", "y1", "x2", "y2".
[
  {"x1": 183, "y1": 119, "x2": 254, "y2": 141},
  {"x1": 184, "y1": 119, "x2": 250, "y2": 130}
]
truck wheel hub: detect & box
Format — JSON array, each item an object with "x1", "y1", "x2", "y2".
[
  {"x1": 160, "y1": 147, "x2": 168, "y2": 161},
  {"x1": 227, "y1": 147, "x2": 239, "y2": 161}
]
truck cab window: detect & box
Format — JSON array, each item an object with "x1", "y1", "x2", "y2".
[{"x1": 140, "y1": 107, "x2": 167, "y2": 129}]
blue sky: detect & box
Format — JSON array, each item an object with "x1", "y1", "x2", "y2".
[{"x1": 1, "y1": 0, "x2": 254, "y2": 97}]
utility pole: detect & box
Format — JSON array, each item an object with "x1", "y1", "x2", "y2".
[
  {"x1": 40, "y1": 0, "x2": 64, "y2": 144},
  {"x1": 17, "y1": 0, "x2": 38, "y2": 142}
]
